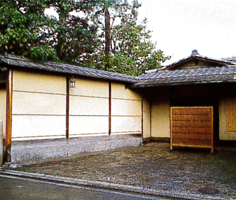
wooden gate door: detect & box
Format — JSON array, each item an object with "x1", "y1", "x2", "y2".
[{"x1": 171, "y1": 107, "x2": 214, "y2": 153}]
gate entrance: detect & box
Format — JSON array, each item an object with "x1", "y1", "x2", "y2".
[{"x1": 171, "y1": 107, "x2": 214, "y2": 153}]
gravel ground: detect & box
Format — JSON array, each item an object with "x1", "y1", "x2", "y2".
[{"x1": 16, "y1": 143, "x2": 236, "y2": 199}]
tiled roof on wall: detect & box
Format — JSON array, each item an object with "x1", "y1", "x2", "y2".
[
  {"x1": 136, "y1": 66, "x2": 236, "y2": 87},
  {"x1": 0, "y1": 54, "x2": 138, "y2": 83},
  {"x1": 1, "y1": 53, "x2": 236, "y2": 87}
]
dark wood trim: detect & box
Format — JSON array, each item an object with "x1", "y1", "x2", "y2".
[
  {"x1": 150, "y1": 98, "x2": 152, "y2": 138},
  {"x1": 13, "y1": 114, "x2": 66, "y2": 116},
  {"x1": 70, "y1": 115, "x2": 108, "y2": 117},
  {"x1": 13, "y1": 90, "x2": 66, "y2": 96},
  {"x1": 66, "y1": 77, "x2": 70, "y2": 140},
  {"x1": 111, "y1": 97, "x2": 142, "y2": 101},
  {"x1": 211, "y1": 107, "x2": 214, "y2": 153},
  {"x1": 143, "y1": 137, "x2": 170, "y2": 143},
  {"x1": 69, "y1": 94, "x2": 108, "y2": 99},
  {"x1": 142, "y1": 138, "x2": 151, "y2": 143},
  {"x1": 170, "y1": 107, "x2": 173, "y2": 150},
  {"x1": 6, "y1": 69, "x2": 13, "y2": 162},
  {"x1": 109, "y1": 81, "x2": 111, "y2": 136},
  {"x1": 141, "y1": 97, "x2": 143, "y2": 139},
  {"x1": 111, "y1": 115, "x2": 141, "y2": 117}
]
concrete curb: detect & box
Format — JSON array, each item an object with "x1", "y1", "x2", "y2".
[{"x1": 0, "y1": 170, "x2": 225, "y2": 200}]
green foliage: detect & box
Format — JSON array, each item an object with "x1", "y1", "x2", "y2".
[
  {"x1": 0, "y1": 0, "x2": 50, "y2": 58},
  {"x1": 0, "y1": 0, "x2": 169, "y2": 76},
  {"x1": 44, "y1": 0, "x2": 100, "y2": 63},
  {"x1": 30, "y1": 45, "x2": 59, "y2": 61},
  {"x1": 0, "y1": 0, "x2": 100, "y2": 62},
  {"x1": 82, "y1": 0, "x2": 170, "y2": 76}
]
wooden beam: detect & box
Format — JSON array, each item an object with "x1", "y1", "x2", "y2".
[
  {"x1": 109, "y1": 81, "x2": 111, "y2": 136},
  {"x1": 211, "y1": 107, "x2": 214, "y2": 153},
  {"x1": 143, "y1": 137, "x2": 170, "y2": 143},
  {"x1": 66, "y1": 77, "x2": 69, "y2": 140},
  {"x1": 170, "y1": 107, "x2": 173, "y2": 150},
  {"x1": 141, "y1": 97, "x2": 143, "y2": 140},
  {"x1": 6, "y1": 69, "x2": 13, "y2": 162}
]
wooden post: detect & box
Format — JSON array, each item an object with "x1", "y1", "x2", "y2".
[
  {"x1": 6, "y1": 69, "x2": 12, "y2": 162},
  {"x1": 0, "y1": 120, "x2": 3, "y2": 166},
  {"x1": 149, "y1": 96, "x2": 152, "y2": 139},
  {"x1": 170, "y1": 107, "x2": 173, "y2": 150},
  {"x1": 108, "y1": 81, "x2": 111, "y2": 136},
  {"x1": 211, "y1": 107, "x2": 214, "y2": 153},
  {"x1": 66, "y1": 77, "x2": 69, "y2": 140},
  {"x1": 141, "y1": 96, "x2": 143, "y2": 140}
]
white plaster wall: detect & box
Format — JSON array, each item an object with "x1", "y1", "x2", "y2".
[
  {"x1": 69, "y1": 116, "x2": 108, "y2": 136},
  {"x1": 112, "y1": 83, "x2": 142, "y2": 100},
  {"x1": 11, "y1": 71, "x2": 143, "y2": 140},
  {"x1": 70, "y1": 96, "x2": 108, "y2": 116},
  {"x1": 112, "y1": 99, "x2": 141, "y2": 116},
  {"x1": 13, "y1": 92, "x2": 66, "y2": 115},
  {"x1": 143, "y1": 97, "x2": 151, "y2": 138},
  {"x1": 151, "y1": 88, "x2": 170, "y2": 138},
  {"x1": 69, "y1": 78, "x2": 109, "y2": 137},
  {"x1": 13, "y1": 71, "x2": 66, "y2": 94},
  {"x1": 70, "y1": 78, "x2": 109, "y2": 97},
  {"x1": 12, "y1": 115, "x2": 66, "y2": 140},
  {"x1": 12, "y1": 70, "x2": 66, "y2": 140},
  {"x1": 111, "y1": 117, "x2": 141, "y2": 134},
  {"x1": 111, "y1": 83, "x2": 142, "y2": 135}
]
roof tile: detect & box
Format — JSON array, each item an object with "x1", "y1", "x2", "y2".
[
  {"x1": 0, "y1": 55, "x2": 138, "y2": 83},
  {"x1": 136, "y1": 66, "x2": 236, "y2": 87}
]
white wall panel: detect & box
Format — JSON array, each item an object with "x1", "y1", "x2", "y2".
[
  {"x1": 112, "y1": 99, "x2": 141, "y2": 116},
  {"x1": 13, "y1": 70, "x2": 66, "y2": 94},
  {"x1": 13, "y1": 92, "x2": 66, "y2": 115},
  {"x1": 151, "y1": 89, "x2": 170, "y2": 138},
  {"x1": 12, "y1": 115, "x2": 66, "y2": 140},
  {"x1": 111, "y1": 116, "x2": 141, "y2": 133},
  {"x1": 69, "y1": 116, "x2": 108, "y2": 135},
  {"x1": 70, "y1": 78, "x2": 109, "y2": 98},
  {"x1": 111, "y1": 83, "x2": 141, "y2": 100},
  {"x1": 70, "y1": 96, "x2": 108, "y2": 116},
  {"x1": 143, "y1": 97, "x2": 151, "y2": 138}
]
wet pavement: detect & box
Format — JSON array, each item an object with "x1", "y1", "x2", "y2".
[{"x1": 12, "y1": 143, "x2": 236, "y2": 199}]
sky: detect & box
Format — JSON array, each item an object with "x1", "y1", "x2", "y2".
[
  {"x1": 137, "y1": 0, "x2": 236, "y2": 65},
  {"x1": 45, "y1": 0, "x2": 236, "y2": 65}
]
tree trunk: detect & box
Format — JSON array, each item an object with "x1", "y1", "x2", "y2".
[{"x1": 105, "y1": 8, "x2": 110, "y2": 70}]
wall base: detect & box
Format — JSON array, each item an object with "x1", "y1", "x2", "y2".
[
  {"x1": 11, "y1": 134, "x2": 142, "y2": 164},
  {"x1": 143, "y1": 137, "x2": 170, "y2": 143}
]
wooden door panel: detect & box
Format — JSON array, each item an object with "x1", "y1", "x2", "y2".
[
  {"x1": 172, "y1": 138, "x2": 212, "y2": 146},
  {"x1": 171, "y1": 106, "x2": 214, "y2": 153}
]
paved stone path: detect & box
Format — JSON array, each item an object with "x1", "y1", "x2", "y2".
[{"x1": 16, "y1": 143, "x2": 236, "y2": 199}]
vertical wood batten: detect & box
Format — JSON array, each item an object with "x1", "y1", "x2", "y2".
[
  {"x1": 109, "y1": 81, "x2": 111, "y2": 136},
  {"x1": 211, "y1": 108, "x2": 214, "y2": 153},
  {"x1": 6, "y1": 69, "x2": 13, "y2": 161},
  {"x1": 150, "y1": 98, "x2": 152, "y2": 138},
  {"x1": 170, "y1": 107, "x2": 173, "y2": 150},
  {"x1": 141, "y1": 96, "x2": 143, "y2": 139},
  {"x1": 66, "y1": 77, "x2": 69, "y2": 140}
]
